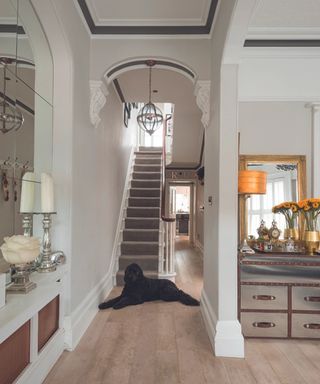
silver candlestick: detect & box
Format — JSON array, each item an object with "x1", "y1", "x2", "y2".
[
  {"x1": 38, "y1": 212, "x2": 57, "y2": 272},
  {"x1": 20, "y1": 213, "x2": 33, "y2": 237}
]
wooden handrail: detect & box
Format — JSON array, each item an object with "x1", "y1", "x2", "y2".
[{"x1": 161, "y1": 115, "x2": 175, "y2": 222}]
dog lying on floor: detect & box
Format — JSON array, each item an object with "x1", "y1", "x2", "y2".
[{"x1": 99, "y1": 263, "x2": 200, "y2": 310}]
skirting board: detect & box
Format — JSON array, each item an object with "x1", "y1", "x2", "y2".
[
  {"x1": 195, "y1": 239, "x2": 204, "y2": 254},
  {"x1": 64, "y1": 271, "x2": 113, "y2": 351},
  {"x1": 201, "y1": 289, "x2": 244, "y2": 358},
  {"x1": 16, "y1": 329, "x2": 65, "y2": 384}
]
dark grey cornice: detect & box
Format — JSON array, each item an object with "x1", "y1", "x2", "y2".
[
  {"x1": 245, "y1": 39, "x2": 320, "y2": 47},
  {"x1": 77, "y1": 0, "x2": 218, "y2": 35},
  {"x1": 0, "y1": 24, "x2": 25, "y2": 34},
  {"x1": 107, "y1": 60, "x2": 195, "y2": 80}
]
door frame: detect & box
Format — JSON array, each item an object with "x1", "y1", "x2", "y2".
[{"x1": 167, "y1": 181, "x2": 196, "y2": 245}]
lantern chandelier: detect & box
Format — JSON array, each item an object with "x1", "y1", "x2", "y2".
[
  {"x1": 137, "y1": 60, "x2": 163, "y2": 136},
  {"x1": 0, "y1": 57, "x2": 24, "y2": 134}
]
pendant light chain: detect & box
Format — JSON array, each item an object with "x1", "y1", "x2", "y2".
[{"x1": 136, "y1": 60, "x2": 163, "y2": 136}]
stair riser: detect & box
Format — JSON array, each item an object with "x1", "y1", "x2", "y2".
[
  {"x1": 131, "y1": 180, "x2": 161, "y2": 188},
  {"x1": 128, "y1": 198, "x2": 160, "y2": 207},
  {"x1": 132, "y1": 172, "x2": 161, "y2": 180},
  {"x1": 135, "y1": 158, "x2": 161, "y2": 165},
  {"x1": 123, "y1": 231, "x2": 159, "y2": 242},
  {"x1": 121, "y1": 243, "x2": 159, "y2": 255},
  {"x1": 134, "y1": 165, "x2": 161, "y2": 172},
  {"x1": 130, "y1": 189, "x2": 160, "y2": 198},
  {"x1": 127, "y1": 208, "x2": 160, "y2": 218},
  {"x1": 139, "y1": 147, "x2": 162, "y2": 151},
  {"x1": 125, "y1": 219, "x2": 160, "y2": 229},
  {"x1": 119, "y1": 257, "x2": 158, "y2": 271}
]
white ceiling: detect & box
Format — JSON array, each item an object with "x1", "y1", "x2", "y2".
[
  {"x1": 248, "y1": 0, "x2": 320, "y2": 37},
  {"x1": 86, "y1": 0, "x2": 211, "y2": 26},
  {"x1": 0, "y1": 0, "x2": 17, "y2": 22}
]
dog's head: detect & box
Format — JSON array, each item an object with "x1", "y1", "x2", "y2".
[{"x1": 124, "y1": 263, "x2": 144, "y2": 284}]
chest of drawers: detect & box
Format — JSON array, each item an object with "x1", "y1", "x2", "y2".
[{"x1": 239, "y1": 253, "x2": 320, "y2": 338}]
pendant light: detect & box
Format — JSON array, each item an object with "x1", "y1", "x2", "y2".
[
  {"x1": 137, "y1": 60, "x2": 163, "y2": 136},
  {"x1": 0, "y1": 58, "x2": 24, "y2": 134}
]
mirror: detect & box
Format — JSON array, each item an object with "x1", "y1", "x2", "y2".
[
  {"x1": 0, "y1": 0, "x2": 53, "y2": 249},
  {"x1": 239, "y1": 155, "x2": 306, "y2": 242}
]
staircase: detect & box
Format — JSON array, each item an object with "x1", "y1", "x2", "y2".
[{"x1": 116, "y1": 147, "x2": 163, "y2": 286}]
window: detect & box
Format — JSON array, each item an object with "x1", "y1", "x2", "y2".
[{"x1": 248, "y1": 178, "x2": 286, "y2": 238}]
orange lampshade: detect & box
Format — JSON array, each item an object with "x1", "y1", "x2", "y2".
[{"x1": 238, "y1": 170, "x2": 267, "y2": 195}]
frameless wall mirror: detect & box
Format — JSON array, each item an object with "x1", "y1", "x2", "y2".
[
  {"x1": 0, "y1": 0, "x2": 53, "y2": 249},
  {"x1": 239, "y1": 155, "x2": 306, "y2": 242}
]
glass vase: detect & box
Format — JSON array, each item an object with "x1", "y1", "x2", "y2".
[{"x1": 304, "y1": 231, "x2": 320, "y2": 255}]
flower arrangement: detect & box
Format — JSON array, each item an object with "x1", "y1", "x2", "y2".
[
  {"x1": 297, "y1": 198, "x2": 320, "y2": 231},
  {"x1": 272, "y1": 202, "x2": 299, "y2": 229}
]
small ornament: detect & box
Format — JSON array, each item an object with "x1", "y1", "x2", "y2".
[
  {"x1": 268, "y1": 220, "x2": 281, "y2": 241},
  {"x1": 257, "y1": 220, "x2": 269, "y2": 240}
]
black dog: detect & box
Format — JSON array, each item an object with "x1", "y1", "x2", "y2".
[{"x1": 99, "y1": 263, "x2": 200, "y2": 310}]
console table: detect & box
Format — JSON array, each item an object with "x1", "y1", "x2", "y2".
[
  {"x1": 0, "y1": 266, "x2": 67, "y2": 384},
  {"x1": 238, "y1": 252, "x2": 320, "y2": 338}
]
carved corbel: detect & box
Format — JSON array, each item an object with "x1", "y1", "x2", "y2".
[
  {"x1": 90, "y1": 80, "x2": 109, "y2": 127},
  {"x1": 194, "y1": 80, "x2": 211, "y2": 129}
]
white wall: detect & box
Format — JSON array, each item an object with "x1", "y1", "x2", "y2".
[
  {"x1": 46, "y1": 1, "x2": 136, "y2": 314},
  {"x1": 239, "y1": 101, "x2": 312, "y2": 195},
  {"x1": 239, "y1": 56, "x2": 320, "y2": 102},
  {"x1": 90, "y1": 38, "x2": 211, "y2": 81}
]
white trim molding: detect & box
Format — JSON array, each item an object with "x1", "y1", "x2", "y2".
[
  {"x1": 305, "y1": 102, "x2": 320, "y2": 197},
  {"x1": 201, "y1": 289, "x2": 244, "y2": 358},
  {"x1": 90, "y1": 80, "x2": 109, "y2": 127},
  {"x1": 64, "y1": 270, "x2": 113, "y2": 350},
  {"x1": 112, "y1": 146, "x2": 137, "y2": 284},
  {"x1": 194, "y1": 80, "x2": 211, "y2": 129}
]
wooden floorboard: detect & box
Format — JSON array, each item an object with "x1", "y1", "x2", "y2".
[{"x1": 44, "y1": 237, "x2": 320, "y2": 384}]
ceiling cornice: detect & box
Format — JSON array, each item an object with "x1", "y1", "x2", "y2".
[
  {"x1": 0, "y1": 24, "x2": 25, "y2": 34},
  {"x1": 77, "y1": 0, "x2": 218, "y2": 35},
  {"x1": 244, "y1": 39, "x2": 320, "y2": 47}
]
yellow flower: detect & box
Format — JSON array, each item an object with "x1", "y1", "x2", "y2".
[
  {"x1": 312, "y1": 202, "x2": 319, "y2": 209},
  {"x1": 291, "y1": 205, "x2": 298, "y2": 212}
]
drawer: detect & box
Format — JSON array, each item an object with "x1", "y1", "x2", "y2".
[
  {"x1": 292, "y1": 287, "x2": 320, "y2": 311},
  {"x1": 241, "y1": 285, "x2": 287, "y2": 310},
  {"x1": 241, "y1": 312, "x2": 288, "y2": 338},
  {"x1": 292, "y1": 314, "x2": 320, "y2": 338}
]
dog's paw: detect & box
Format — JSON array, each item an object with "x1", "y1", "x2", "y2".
[{"x1": 98, "y1": 302, "x2": 109, "y2": 310}]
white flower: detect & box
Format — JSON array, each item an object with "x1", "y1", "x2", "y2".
[{"x1": 0, "y1": 235, "x2": 40, "y2": 264}]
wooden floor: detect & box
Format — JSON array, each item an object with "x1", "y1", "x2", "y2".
[{"x1": 45, "y1": 238, "x2": 320, "y2": 384}]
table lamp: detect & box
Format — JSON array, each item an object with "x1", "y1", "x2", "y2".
[{"x1": 238, "y1": 170, "x2": 267, "y2": 253}]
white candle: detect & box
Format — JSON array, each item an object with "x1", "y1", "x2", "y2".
[
  {"x1": 41, "y1": 173, "x2": 54, "y2": 213},
  {"x1": 20, "y1": 172, "x2": 35, "y2": 213}
]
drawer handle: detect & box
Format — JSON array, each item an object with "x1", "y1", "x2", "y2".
[
  {"x1": 252, "y1": 295, "x2": 276, "y2": 301},
  {"x1": 252, "y1": 322, "x2": 276, "y2": 328},
  {"x1": 303, "y1": 323, "x2": 320, "y2": 330},
  {"x1": 304, "y1": 296, "x2": 320, "y2": 302}
]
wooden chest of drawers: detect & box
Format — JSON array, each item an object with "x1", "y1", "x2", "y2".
[{"x1": 239, "y1": 253, "x2": 320, "y2": 339}]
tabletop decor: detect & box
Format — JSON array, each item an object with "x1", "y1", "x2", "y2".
[
  {"x1": 297, "y1": 198, "x2": 320, "y2": 254},
  {"x1": 272, "y1": 202, "x2": 299, "y2": 240},
  {"x1": 0, "y1": 235, "x2": 40, "y2": 293}
]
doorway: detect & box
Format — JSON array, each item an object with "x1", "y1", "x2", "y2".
[{"x1": 169, "y1": 183, "x2": 196, "y2": 244}]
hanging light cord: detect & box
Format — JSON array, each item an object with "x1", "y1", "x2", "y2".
[{"x1": 148, "y1": 66, "x2": 152, "y2": 103}]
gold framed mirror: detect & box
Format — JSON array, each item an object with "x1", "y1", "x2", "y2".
[{"x1": 239, "y1": 155, "x2": 306, "y2": 243}]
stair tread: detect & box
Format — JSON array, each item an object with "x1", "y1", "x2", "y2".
[
  {"x1": 128, "y1": 207, "x2": 160, "y2": 209},
  {"x1": 129, "y1": 196, "x2": 160, "y2": 199},
  {"x1": 120, "y1": 254, "x2": 158, "y2": 259},
  {"x1": 126, "y1": 217, "x2": 159, "y2": 220},
  {"x1": 123, "y1": 228, "x2": 159, "y2": 232},
  {"x1": 122, "y1": 241, "x2": 159, "y2": 244}
]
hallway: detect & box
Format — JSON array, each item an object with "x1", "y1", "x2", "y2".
[{"x1": 44, "y1": 240, "x2": 320, "y2": 384}]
